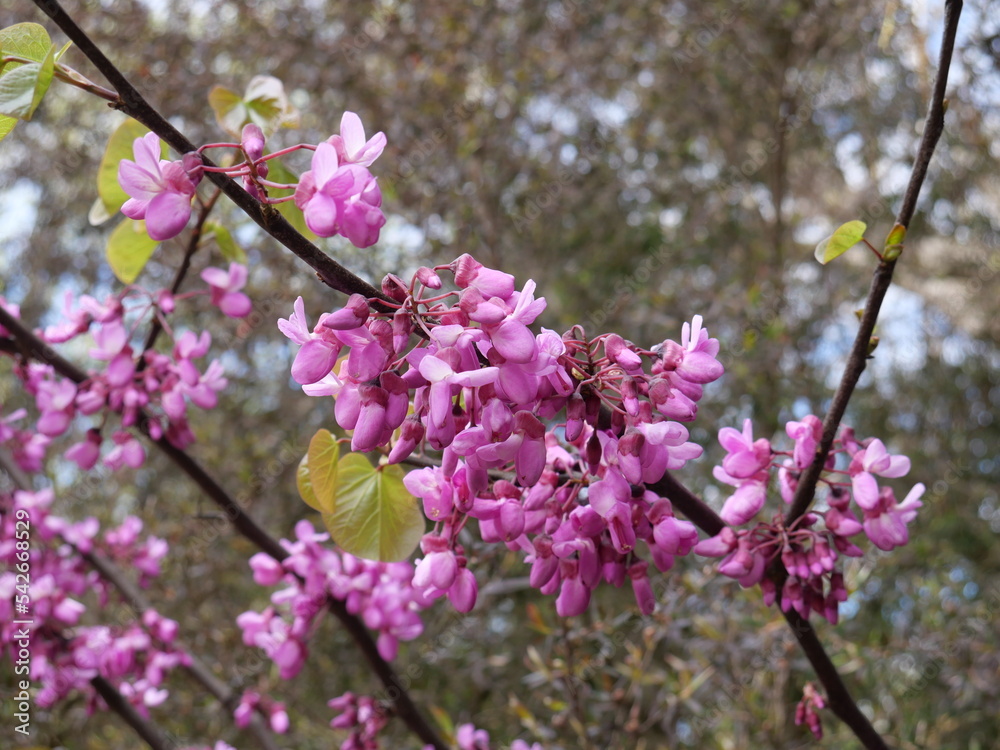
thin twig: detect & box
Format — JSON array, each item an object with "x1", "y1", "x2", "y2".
[
  {"x1": 786, "y1": 0, "x2": 962, "y2": 525},
  {"x1": 781, "y1": 609, "x2": 889, "y2": 749},
  {"x1": 139, "y1": 187, "x2": 222, "y2": 360},
  {"x1": 90, "y1": 675, "x2": 172, "y2": 750},
  {"x1": 0, "y1": 450, "x2": 280, "y2": 750}
]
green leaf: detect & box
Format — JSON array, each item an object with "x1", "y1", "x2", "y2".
[
  {"x1": 106, "y1": 219, "x2": 158, "y2": 284},
  {"x1": 244, "y1": 75, "x2": 299, "y2": 131},
  {"x1": 322, "y1": 454, "x2": 424, "y2": 562},
  {"x1": 207, "y1": 77, "x2": 299, "y2": 137},
  {"x1": 814, "y1": 220, "x2": 867, "y2": 264},
  {"x1": 98, "y1": 119, "x2": 166, "y2": 215},
  {"x1": 296, "y1": 455, "x2": 323, "y2": 512},
  {"x1": 54, "y1": 40, "x2": 73, "y2": 62},
  {"x1": 207, "y1": 85, "x2": 247, "y2": 137},
  {"x1": 0, "y1": 42, "x2": 56, "y2": 120},
  {"x1": 0, "y1": 114, "x2": 15, "y2": 143},
  {"x1": 204, "y1": 221, "x2": 246, "y2": 263},
  {"x1": 306, "y1": 429, "x2": 340, "y2": 514},
  {"x1": 0, "y1": 23, "x2": 53, "y2": 65}
]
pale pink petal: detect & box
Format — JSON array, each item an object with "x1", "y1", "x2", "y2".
[
  {"x1": 311, "y1": 142, "x2": 340, "y2": 186},
  {"x1": 305, "y1": 192, "x2": 338, "y2": 237},
  {"x1": 145, "y1": 191, "x2": 192, "y2": 241},
  {"x1": 220, "y1": 292, "x2": 252, "y2": 318}
]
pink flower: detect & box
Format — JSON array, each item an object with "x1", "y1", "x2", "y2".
[
  {"x1": 293, "y1": 142, "x2": 385, "y2": 247},
  {"x1": 863, "y1": 483, "x2": 924, "y2": 551},
  {"x1": 118, "y1": 132, "x2": 200, "y2": 241},
  {"x1": 848, "y1": 438, "x2": 911, "y2": 510},
  {"x1": 201, "y1": 263, "x2": 251, "y2": 318},
  {"x1": 327, "y1": 111, "x2": 386, "y2": 167}
]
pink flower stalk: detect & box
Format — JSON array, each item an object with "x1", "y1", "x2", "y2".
[{"x1": 118, "y1": 132, "x2": 200, "y2": 241}]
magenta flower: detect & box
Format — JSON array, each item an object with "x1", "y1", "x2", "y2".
[
  {"x1": 293, "y1": 142, "x2": 386, "y2": 247},
  {"x1": 118, "y1": 132, "x2": 200, "y2": 241},
  {"x1": 327, "y1": 111, "x2": 387, "y2": 167},
  {"x1": 848, "y1": 438, "x2": 911, "y2": 510},
  {"x1": 863, "y1": 483, "x2": 924, "y2": 551},
  {"x1": 201, "y1": 263, "x2": 252, "y2": 318}
]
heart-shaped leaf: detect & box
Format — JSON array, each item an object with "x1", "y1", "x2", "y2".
[
  {"x1": 322, "y1": 454, "x2": 424, "y2": 562},
  {"x1": 106, "y1": 219, "x2": 158, "y2": 283},
  {"x1": 306, "y1": 429, "x2": 340, "y2": 513},
  {"x1": 814, "y1": 220, "x2": 867, "y2": 264}
]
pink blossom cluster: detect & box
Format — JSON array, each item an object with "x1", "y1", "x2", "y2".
[
  {"x1": 239, "y1": 520, "x2": 430, "y2": 676},
  {"x1": 696, "y1": 416, "x2": 923, "y2": 623},
  {"x1": 795, "y1": 682, "x2": 826, "y2": 739},
  {"x1": 0, "y1": 270, "x2": 248, "y2": 473},
  {"x1": 120, "y1": 112, "x2": 386, "y2": 247},
  {"x1": 278, "y1": 254, "x2": 724, "y2": 616},
  {"x1": 234, "y1": 689, "x2": 289, "y2": 735},
  {"x1": 328, "y1": 691, "x2": 389, "y2": 750},
  {"x1": 328, "y1": 693, "x2": 545, "y2": 750},
  {"x1": 0, "y1": 488, "x2": 184, "y2": 715}
]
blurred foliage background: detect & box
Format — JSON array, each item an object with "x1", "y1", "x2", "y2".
[{"x1": 1, "y1": 0, "x2": 999, "y2": 748}]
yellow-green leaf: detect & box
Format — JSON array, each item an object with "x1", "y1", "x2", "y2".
[
  {"x1": 814, "y1": 220, "x2": 867, "y2": 264},
  {"x1": 296, "y1": 454, "x2": 323, "y2": 512},
  {"x1": 322, "y1": 454, "x2": 424, "y2": 562},
  {"x1": 106, "y1": 219, "x2": 158, "y2": 283},
  {"x1": 98, "y1": 119, "x2": 166, "y2": 215},
  {"x1": 0, "y1": 42, "x2": 56, "y2": 120},
  {"x1": 207, "y1": 85, "x2": 247, "y2": 137},
  {"x1": 244, "y1": 75, "x2": 299, "y2": 131},
  {"x1": 0, "y1": 114, "x2": 15, "y2": 143},
  {"x1": 204, "y1": 221, "x2": 246, "y2": 263},
  {"x1": 0, "y1": 23, "x2": 52, "y2": 65},
  {"x1": 306, "y1": 429, "x2": 340, "y2": 513}
]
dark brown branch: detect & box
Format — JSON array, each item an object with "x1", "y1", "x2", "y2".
[
  {"x1": 82, "y1": 550, "x2": 282, "y2": 750},
  {"x1": 32, "y1": 0, "x2": 392, "y2": 309},
  {"x1": 90, "y1": 675, "x2": 172, "y2": 750},
  {"x1": 0, "y1": 305, "x2": 447, "y2": 750},
  {"x1": 781, "y1": 609, "x2": 889, "y2": 749},
  {"x1": 786, "y1": 0, "x2": 962, "y2": 525},
  {"x1": 648, "y1": 470, "x2": 725, "y2": 537}
]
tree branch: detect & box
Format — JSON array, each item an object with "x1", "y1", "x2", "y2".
[
  {"x1": 31, "y1": 0, "x2": 392, "y2": 309},
  {"x1": 0, "y1": 446, "x2": 281, "y2": 749},
  {"x1": 781, "y1": 609, "x2": 888, "y2": 749},
  {"x1": 786, "y1": 0, "x2": 962, "y2": 525},
  {"x1": 90, "y1": 675, "x2": 173, "y2": 750},
  {"x1": 0, "y1": 304, "x2": 447, "y2": 750}
]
